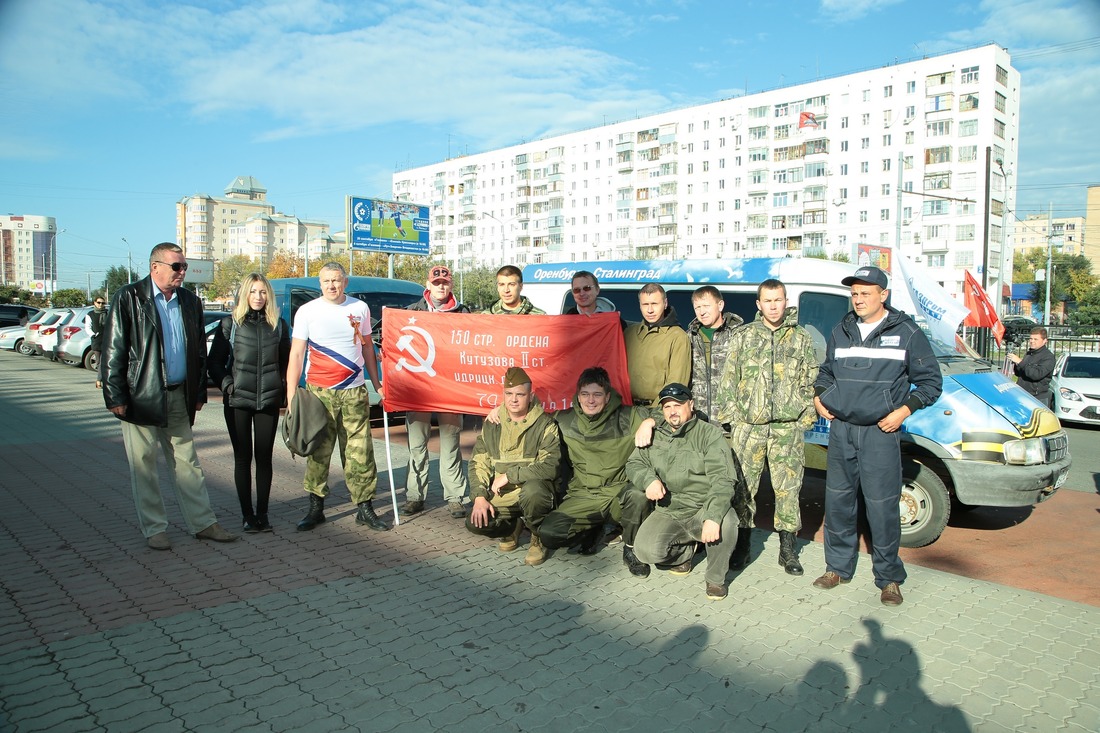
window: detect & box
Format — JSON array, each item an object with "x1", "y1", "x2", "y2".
[
  {"x1": 927, "y1": 94, "x2": 953, "y2": 112},
  {"x1": 927, "y1": 254, "x2": 945, "y2": 268},
  {"x1": 860, "y1": 162, "x2": 869, "y2": 173},
  {"x1": 882, "y1": 183, "x2": 891, "y2": 195},
  {"x1": 996, "y1": 65, "x2": 1008, "y2": 85},
  {"x1": 773, "y1": 192, "x2": 789, "y2": 206},
  {"x1": 954, "y1": 250, "x2": 974, "y2": 267},
  {"x1": 959, "y1": 119, "x2": 978, "y2": 137},
  {"x1": 925, "y1": 146, "x2": 952, "y2": 165},
  {"x1": 861, "y1": 137, "x2": 870, "y2": 149},
  {"x1": 883, "y1": 134, "x2": 892, "y2": 146},
  {"x1": 995, "y1": 92, "x2": 1007, "y2": 113},
  {"x1": 959, "y1": 94, "x2": 978, "y2": 112},
  {"x1": 859, "y1": 211, "x2": 868, "y2": 222},
  {"x1": 749, "y1": 105, "x2": 768, "y2": 118},
  {"x1": 839, "y1": 212, "x2": 847, "y2": 224},
  {"x1": 860, "y1": 186, "x2": 869, "y2": 198},
  {"x1": 774, "y1": 125, "x2": 790, "y2": 140},
  {"x1": 958, "y1": 145, "x2": 978, "y2": 162},
  {"x1": 905, "y1": 105, "x2": 916, "y2": 119},
  {"x1": 774, "y1": 103, "x2": 789, "y2": 117},
  {"x1": 882, "y1": 158, "x2": 892, "y2": 172},
  {"x1": 751, "y1": 170, "x2": 766, "y2": 185},
  {"x1": 749, "y1": 126, "x2": 768, "y2": 140},
  {"x1": 840, "y1": 164, "x2": 848, "y2": 175},
  {"x1": 922, "y1": 200, "x2": 950, "y2": 215},
  {"x1": 805, "y1": 162, "x2": 827, "y2": 178},
  {"x1": 927, "y1": 120, "x2": 952, "y2": 137},
  {"x1": 924, "y1": 172, "x2": 951, "y2": 190},
  {"x1": 884, "y1": 85, "x2": 893, "y2": 98},
  {"x1": 961, "y1": 66, "x2": 979, "y2": 84},
  {"x1": 905, "y1": 131, "x2": 915, "y2": 144},
  {"x1": 861, "y1": 113, "x2": 870, "y2": 126},
  {"x1": 862, "y1": 90, "x2": 871, "y2": 102},
  {"x1": 881, "y1": 209, "x2": 890, "y2": 221},
  {"x1": 841, "y1": 117, "x2": 849, "y2": 129},
  {"x1": 994, "y1": 120, "x2": 1006, "y2": 139},
  {"x1": 840, "y1": 141, "x2": 849, "y2": 152},
  {"x1": 838, "y1": 187, "x2": 848, "y2": 200},
  {"x1": 749, "y1": 148, "x2": 768, "y2": 162},
  {"x1": 957, "y1": 224, "x2": 975, "y2": 241},
  {"x1": 907, "y1": 80, "x2": 916, "y2": 93}
]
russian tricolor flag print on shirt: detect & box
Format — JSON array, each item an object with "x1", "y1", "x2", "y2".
[{"x1": 291, "y1": 297, "x2": 372, "y2": 390}]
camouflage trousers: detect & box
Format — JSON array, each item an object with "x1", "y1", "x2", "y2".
[
  {"x1": 303, "y1": 384, "x2": 377, "y2": 503},
  {"x1": 728, "y1": 421, "x2": 804, "y2": 533}
]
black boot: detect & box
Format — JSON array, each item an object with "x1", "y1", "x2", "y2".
[
  {"x1": 730, "y1": 529, "x2": 752, "y2": 571},
  {"x1": 778, "y1": 530, "x2": 804, "y2": 576},
  {"x1": 355, "y1": 500, "x2": 392, "y2": 531},
  {"x1": 296, "y1": 494, "x2": 326, "y2": 532},
  {"x1": 578, "y1": 525, "x2": 603, "y2": 556}
]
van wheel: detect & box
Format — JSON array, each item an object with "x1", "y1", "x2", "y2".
[
  {"x1": 899, "y1": 460, "x2": 950, "y2": 548},
  {"x1": 83, "y1": 349, "x2": 99, "y2": 372},
  {"x1": 16, "y1": 339, "x2": 33, "y2": 356}
]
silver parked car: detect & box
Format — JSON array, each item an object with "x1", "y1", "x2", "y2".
[
  {"x1": 26, "y1": 307, "x2": 73, "y2": 360},
  {"x1": 58, "y1": 306, "x2": 99, "y2": 370}
]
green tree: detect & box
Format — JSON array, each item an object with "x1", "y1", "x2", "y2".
[
  {"x1": 101, "y1": 265, "x2": 139, "y2": 295},
  {"x1": 1013, "y1": 250, "x2": 1093, "y2": 307},
  {"x1": 0, "y1": 285, "x2": 28, "y2": 303},
  {"x1": 51, "y1": 288, "x2": 88, "y2": 307},
  {"x1": 209, "y1": 255, "x2": 257, "y2": 301}
]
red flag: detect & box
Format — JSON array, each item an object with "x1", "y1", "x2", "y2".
[
  {"x1": 962, "y1": 270, "x2": 1005, "y2": 345},
  {"x1": 798, "y1": 112, "x2": 818, "y2": 129},
  {"x1": 380, "y1": 309, "x2": 631, "y2": 414}
]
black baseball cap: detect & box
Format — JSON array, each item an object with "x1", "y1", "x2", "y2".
[
  {"x1": 841, "y1": 266, "x2": 889, "y2": 289},
  {"x1": 658, "y1": 383, "x2": 693, "y2": 404}
]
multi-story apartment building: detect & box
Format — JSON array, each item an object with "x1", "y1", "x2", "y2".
[
  {"x1": 176, "y1": 176, "x2": 331, "y2": 265},
  {"x1": 1012, "y1": 213, "x2": 1086, "y2": 258},
  {"x1": 0, "y1": 214, "x2": 59, "y2": 292},
  {"x1": 394, "y1": 43, "x2": 1020, "y2": 300}
]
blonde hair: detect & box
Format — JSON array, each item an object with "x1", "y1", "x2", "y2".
[{"x1": 233, "y1": 273, "x2": 279, "y2": 329}]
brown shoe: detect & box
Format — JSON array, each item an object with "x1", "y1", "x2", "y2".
[
  {"x1": 498, "y1": 521, "x2": 523, "y2": 552},
  {"x1": 147, "y1": 532, "x2": 171, "y2": 551},
  {"x1": 195, "y1": 523, "x2": 239, "y2": 543},
  {"x1": 812, "y1": 571, "x2": 850, "y2": 590},
  {"x1": 667, "y1": 559, "x2": 694, "y2": 576},
  {"x1": 524, "y1": 534, "x2": 547, "y2": 566},
  {"x1": 705, "y1": 583, "x2": 728, "y2": 601},
  {"x1": 880, "y1": 582, "x2": 904, "y2": 606}
]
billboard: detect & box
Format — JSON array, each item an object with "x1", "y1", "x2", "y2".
[
  {"x1": 184, "y1": 258, "x2": 214, "y2": 284},
  {"x1": 347, "y1": 196, "x2": 430, "y2": 256}
]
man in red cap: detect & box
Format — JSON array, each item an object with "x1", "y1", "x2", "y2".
[{"x1": 403, "y1": 264, "x2": 471, "y2": 518}]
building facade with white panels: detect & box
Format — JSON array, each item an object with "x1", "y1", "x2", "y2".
[
  {"x1": 1012, "y1": 214, "x2": 1086, "y2": 257},
  {"x1": 393, "y1": 43, "x2": 1020, "y2": 300},
  {"x1": 0, "y1": 214, "x2": 59, "y2": 291}
]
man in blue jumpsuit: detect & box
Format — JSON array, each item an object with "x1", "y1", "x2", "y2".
[{"x1": 811, "y1": 266, "x2": 942, "y2": 606}]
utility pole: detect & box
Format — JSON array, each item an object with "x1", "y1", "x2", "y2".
[{"x1": 1044, "y1": 202, "x2": 1054, "y2": 325}]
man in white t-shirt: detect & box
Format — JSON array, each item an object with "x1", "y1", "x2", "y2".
[{"x1": 286, "y1": 262, "x2": 390, "y2": 532}]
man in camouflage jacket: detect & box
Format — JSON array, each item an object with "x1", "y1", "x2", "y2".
[
  {"x1": 687, "y1": 285, "x2": 744, "y2": 425},
  {"x1": 717, "y1": 279, "x2": 818, "y2": 576}
]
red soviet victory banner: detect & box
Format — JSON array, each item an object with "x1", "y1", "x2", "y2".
[
  {"x1": 962, "y1": 270, "x2": 1006, "y2": 346},
  {"x1": 380, "y1": 309, "x2": 632, "y2": 414}
]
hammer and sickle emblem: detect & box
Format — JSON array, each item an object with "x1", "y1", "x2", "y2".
[{"x1": 394, "y1": 325, "x2": 437, "y2": 377}]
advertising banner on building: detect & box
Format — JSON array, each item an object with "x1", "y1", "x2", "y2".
[
  {"x1": 347, "y1": 196, "x2": 430, "y2": 256},
  {"x1": 380, "y1": 309, "x2": 631, "y2": 414}
]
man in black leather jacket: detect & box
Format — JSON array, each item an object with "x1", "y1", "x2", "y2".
[{"x1": 101, "y1": 242, "x2": 238, "y2": 551}]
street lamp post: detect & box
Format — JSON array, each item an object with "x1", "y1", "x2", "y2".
[
  {"x1": 121, "y1": 237, "x2": 133, "y2": 284},
  {"x1": 48, "y1": 228, "x2": 65, "y2": 296}
]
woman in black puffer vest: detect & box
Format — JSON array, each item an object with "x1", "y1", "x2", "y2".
[{"x1": 208, "y1": 273, "x2": 291, "y2": 533}]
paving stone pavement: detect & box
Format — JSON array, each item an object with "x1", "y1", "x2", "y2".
[{"x1": 0, "y1": 350, "x2": 1098, "y2": 732}]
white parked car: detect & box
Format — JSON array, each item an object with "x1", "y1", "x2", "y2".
[
  {"x1": 0, "y1": 325, "x2": 32, "y2": 355},
  {"x1": 1050, "y1": 352, "x2": 1100, "y2": 425}
]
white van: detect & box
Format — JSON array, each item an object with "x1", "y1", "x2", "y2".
[{"x1": 523, "y1": 258, "x2": 1071, "y2": 548}]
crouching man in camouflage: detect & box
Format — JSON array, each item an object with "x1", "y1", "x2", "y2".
[
  {"x1": 466, "y1": 367, "x2": 562, "y2": 567},
  {"x1": 717, "y1": 279, "x2": 818, "y2": 574}
]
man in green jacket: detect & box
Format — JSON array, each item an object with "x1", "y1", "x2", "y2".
[
  {"x1": 624, "y1": 283, "x2": 691, "y2": 406},
  {"x1": 687, "y1": 285, "x2": 743, "y2": 424},
  {"x1": 717, "y1": 279, "x2": 819, "y2": 575},
  {"x1": 627, "y1": 382, "x2": 742, "y2": 601},
  {"x1": 538, "y1": 367, "x2": 655, "y2": 576},
  {"x1": 466, "y1": 367, "x2": 561, "y2": 566}
]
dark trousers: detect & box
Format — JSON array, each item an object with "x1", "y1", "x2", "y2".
[
  {"x1": 224, "y1": 404, "x2": 280, "y2": 518},
  {"x1": 464, "y1": 479, "x2": 556, "y2": 538},
  {"x1": 539, "y1": 483, "x2": 651, "y2": 549},
  {"x1": 823, "y1": 420, "x2": 906, "y2": 589}
]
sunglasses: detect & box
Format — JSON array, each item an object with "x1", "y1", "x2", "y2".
[
  {"x1": 154, "y1": 260, "x2": 189, "y2": 272},
  {"x1": 430, "y1": 267, "x2": 450, "y2": 279},
  {"x1": 658, "y1": 385, "x2": 692, "y2": 402},
  {"x1": 94, "y1": 301, "x2": 105, "y2": 305},
  {"x1": 571, "y1": 285, "x2": 594, "y2": 294}
]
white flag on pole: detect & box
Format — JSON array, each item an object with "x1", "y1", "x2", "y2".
[{"x1": 891, "y1": 251, "x2": 969, "y2": 346}]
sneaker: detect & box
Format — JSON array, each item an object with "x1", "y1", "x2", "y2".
[
  {"x1": 880, "y1": 582, "x2": 904, "y2": 606},
  {"x1": 667, "y1": 559, "x2": 694, "y2": 576},
  {"x1": 242, "y1": 516, "x2": 261, "y2": 534},
  {"x1": 705, "y1": 582, "x2": 728, "y2": 601},
  {"x1": 622, "y1": 546, "x2": 650, "y2": 578},
  {"x1": 147, "y1": 532, "x2": 171, "y2": 551},
  {"x1": 447, "y1": 501, "x2": 466, "y2": 518},
  {"x1": 812, "y1": 571, "x2": 851, "y2": 590},
  {"x1": 402, "y1": 500, "x2": 425, "y2": 515},
  {"x1": 195, "y1": 523, "x2": 239, "y2": 543}
]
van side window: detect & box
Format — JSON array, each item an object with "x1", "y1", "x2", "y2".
[
  {"x1": 798, "y1": 292, "x2": 849, "y2": 362},
  {"x1": 289, "y1": 288, "x2": 319, "y2": 327}
]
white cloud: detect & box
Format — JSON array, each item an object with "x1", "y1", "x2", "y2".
[{"x1": 819, "y1": 0, "x2": 904, "y2": 23}]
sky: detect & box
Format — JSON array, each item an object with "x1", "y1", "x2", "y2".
[{"x1": 1, "y1": 0, "x2": 1099, "y2": 290}]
